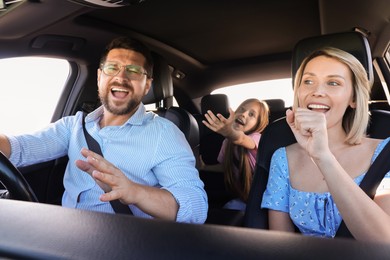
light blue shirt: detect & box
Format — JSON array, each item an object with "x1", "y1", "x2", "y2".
[{"x1": 8, "y1": 104, "x2": 208, "y2": 224}]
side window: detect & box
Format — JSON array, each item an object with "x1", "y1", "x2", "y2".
[
  {"x1": 211, "y1": 78, "x2": 293, "y2": 110},
  {"x1": 385, "y1": 45, "x2": 390, "y2": 67},
  {"x1": 144, "y1": 97, "x2": 179, "y2": 110},
  {"x1": 0, "y1": 57, "x2": 69, "y2": 135}
]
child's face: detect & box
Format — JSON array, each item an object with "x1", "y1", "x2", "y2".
[{"x1": 233, "y1": 101, "x2": 261, "y2": 133}]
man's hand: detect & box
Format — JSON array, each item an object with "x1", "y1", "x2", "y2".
[
  {"x1": 75, "y1": 148, "x2": 179, "y2": 220},
  {"x1": 75, "y1": 148, "x2": 140, "y2": 204}
]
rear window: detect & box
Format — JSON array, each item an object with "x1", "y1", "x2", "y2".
[
  {"x1": 0, "y1": 57, "x2": 69, "y2": 135},
  {"x1": 212, "y1": 78, "x2": 293, "y2": 110}
]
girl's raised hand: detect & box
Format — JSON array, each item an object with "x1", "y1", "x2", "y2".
[{"x1": 202, "y1": 108, "x2": 235, "y2": 137}]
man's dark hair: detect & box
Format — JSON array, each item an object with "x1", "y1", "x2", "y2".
[{"x1": 100, "y1": 36, "x2": 154, "y2": 78}]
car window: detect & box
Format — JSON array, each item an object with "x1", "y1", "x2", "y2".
[
  {"x1": 385, "y1": 45, "x2": 390, "y2": 68},
  {"x1": 0, "y1": 57, "x2": 69, "y2": 135},
  {"x1": 211, "y1": 78, "x2": 293, "y2": 110},
  {"x1": 144, "y1": 97, "x2": 179, "y2": 110}
]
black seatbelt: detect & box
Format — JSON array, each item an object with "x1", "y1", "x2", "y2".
[
  {"x1": 336, "y1": 140, "x2": 390, "y2": 238},
  {"x1": 82, "y1": 112, "x2": 133, "y2": 215}
]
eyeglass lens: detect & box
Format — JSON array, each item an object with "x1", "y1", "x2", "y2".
[{"x1": 102, "y1": 62, "x2": 147, "y2": 80}]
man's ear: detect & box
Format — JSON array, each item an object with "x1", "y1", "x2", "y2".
[
  {"x1": 97, "y1": 69, "x2": 102, "y2": 84},
  {"x1": 144, "y1": 78, "x2": 153, "y2": 96}
]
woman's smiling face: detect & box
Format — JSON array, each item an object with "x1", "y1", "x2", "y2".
[{"x1": 297, "y1": 55, "x2": 356, "y2": 128}]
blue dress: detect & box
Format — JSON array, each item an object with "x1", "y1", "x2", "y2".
[{"x1": 261, "y1": 137, "x2": 390, "y2": 238}]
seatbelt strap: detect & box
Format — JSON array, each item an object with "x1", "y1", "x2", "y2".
[
  {"x1": 82, "y1": 112, "x2": 133, "y2": 215},
  {"x1": 336, "y1": 139, "x2": 390, "y2": 238}
]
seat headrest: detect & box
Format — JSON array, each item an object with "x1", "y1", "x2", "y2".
[
  {"x1": 264, "y1": 99, "x2": 286, "y2": 123},
  {"x1": 292, "y1": 31, "x2": 373, "y2": 84},
  {"x1": 199, "y1": 94, "x2": 230, "y2": 165},
  {"x1": 142, "y1": 52, "x2": 173, "y2": 105},
  {"x1": 201, "y1": 94, "x2": 230, "y2": 118},
  {"x1": 264, "y1": 99, "x2": 285, "y2": 112}
]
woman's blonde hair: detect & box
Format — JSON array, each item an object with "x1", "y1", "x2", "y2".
[
  {"x1": 293, "y1": 47, "x2": 372, "y2": 144},
  {"x1": 223, "y1": 99, "x2": 269, "y2": 201}
]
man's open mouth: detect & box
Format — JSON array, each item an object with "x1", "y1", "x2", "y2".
[{"x1": 111, "y1": 87, "x2": 130, "y2": 98}]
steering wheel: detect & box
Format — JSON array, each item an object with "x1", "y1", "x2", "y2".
[{"x1": 0, "y1": 151, "x2": 38, "y2": 202}]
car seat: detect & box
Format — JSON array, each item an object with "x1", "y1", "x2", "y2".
[
  {"x1": 264, "y1": 99, "x2": 286, "y2": 123},
  {"x1": 199, "y1": 94, "x2": 230, "y2": 165},
  {"x1": 243, "y1": 31, "x2": 388, "y2": 229},
  {"x1": 196, "y1": 94, "x2": 234, "y2": 209},
  {"x1": 142, "y1": 53, "x2": 200, "y2": 154}
]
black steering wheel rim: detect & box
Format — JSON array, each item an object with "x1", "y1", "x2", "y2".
[{"x1": 0, "y1": 151, "x2": 38, "y2": 202}]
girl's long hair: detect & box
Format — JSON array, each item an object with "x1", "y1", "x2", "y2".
[{"x1": 223, "y1": 99, "x2": 269, "y2": 202}]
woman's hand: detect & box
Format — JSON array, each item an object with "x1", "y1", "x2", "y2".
[{"x1": 286, "y1": 108, "x2": 329, "y2": 159}]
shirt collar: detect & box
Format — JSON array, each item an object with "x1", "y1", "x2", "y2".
[{"x1": 85, "y1": 103, "x2": 147, "y2": 126}]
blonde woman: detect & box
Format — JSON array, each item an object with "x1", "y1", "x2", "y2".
[{"x1": 261, "y1": 47, "x2": 390, "y2": 242}]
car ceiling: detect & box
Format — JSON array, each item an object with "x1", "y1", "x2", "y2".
[{"x1": 0, "y1": 0, "x2": 389, "y2": 98}]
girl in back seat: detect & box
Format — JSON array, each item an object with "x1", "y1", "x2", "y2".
[{"x1": 203, "y1": 98, "x2": 269, "y2": 210}]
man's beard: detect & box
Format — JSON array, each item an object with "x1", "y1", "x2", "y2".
[{"x1": 99, "y1": 83, "x2": 141, "y2": 115}]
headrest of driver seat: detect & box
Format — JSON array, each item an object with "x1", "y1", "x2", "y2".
[
  {"x1": 142, "y1": 52, "x2": 173, "y2": 105},
  {"x1": 292, "y1": 31, "x2": 373, "y2": 84}
]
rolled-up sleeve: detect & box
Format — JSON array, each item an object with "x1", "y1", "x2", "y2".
[
  {"x1": 154, "y1": 122, "x2": 208, "y2": 223},
  {"x1": 8, "y1": 120, "x2": 70, "y2": 167}
]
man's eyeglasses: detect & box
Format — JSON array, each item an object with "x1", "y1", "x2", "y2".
[{"x1": 100, "y1": 62, "x2": 149, "y2": 80}]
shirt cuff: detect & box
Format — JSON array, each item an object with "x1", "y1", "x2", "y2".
[
  {"x1": 7, "y1": 135, "x2": 22, "y2": 165},
  {"x1": 163, "y1": 187, "x2": 207, "y2": 224}
]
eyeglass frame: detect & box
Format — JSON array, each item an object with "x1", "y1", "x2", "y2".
[{"x1": 100, "y1": 61, "x2": 151, "y2": 80}]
